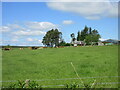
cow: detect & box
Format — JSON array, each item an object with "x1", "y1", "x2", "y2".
[
  {"x1": 58, "y1": 46, "x2": 64, "y2": 48},
  {"x1": 4, "y1": 48, "x2": 11, "y2": 51},
  {"x1": 43, "y1": 47, "x2": 47, "y2": 48},
  {"x1": 19, "y1": 48, "x2": 24, "y2": 50}
]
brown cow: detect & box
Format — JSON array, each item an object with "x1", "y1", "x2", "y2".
[
  {"x1": 4, "y1": 48, "x2": 11, "y2": 51},
  {"x1": 58, "y1": 46, "x2": 64, "y2": 48},
  {"x1": 29, "y1": 47, "x2": 38, "y2": 50},
  {"x1": 43, "y1": 47, "x2": 47, "y2": 48}
]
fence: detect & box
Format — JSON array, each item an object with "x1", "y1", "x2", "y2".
[{"x1": 1, "y1": 76, "x2": 120, "y2": 88}]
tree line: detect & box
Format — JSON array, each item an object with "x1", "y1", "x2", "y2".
[{"x1": 42, "y1": 26, "x2": 101, "y2": 47}]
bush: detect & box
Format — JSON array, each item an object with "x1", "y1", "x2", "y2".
[{"x1": 6, "y1": 80, "x2": 41, "y2": 89}]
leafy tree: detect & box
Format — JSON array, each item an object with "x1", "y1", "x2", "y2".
[
  {"x1": 70, "y1": 33, "x2": 76, "y2": 43},
  {"x1": 77, "y1": 31, "x2": 81, "y2": 41},
  {"x1": 42, "y1": 29, "x2": 62, "y2": 47},
  {"x1": 91, "y1": 29, "x2": 101, "y2": 42},
  {"x1": 5, "y1": 44, "x2": 11, "y2": 48},
  {"x1": 64, "y1": 43, "x2": 71, "y2": 46},
  {"x1": 85, "y1": 29, "x2": 101, "y2": 45},
  {"x1": 76, "y1": 26, "x2": 101, "y2": 45},
  {"x1": 85, "y1": 34, "x2": 93, "y2": 45},
  {"x1": 89, "y1": 27, "x2": 92, "y2": 34},
  {"x1": 59, "y1": 39, "x2": 66, "y2": 46},
  {"x1": 80, "y1": 25, "x2": 89, "y2": 41}
]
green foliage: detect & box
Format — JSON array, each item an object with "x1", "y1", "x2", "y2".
[
  {"x1": 59, "y1": 40, "x2": 66, "y2": 46},
  {"x1": 77, "y1": 31, "x2": 81, "y2": 41},
  {"x1": 76, "y1": 26, "x2": 101, "y2": 45},
  {"x1": 85, "y1": 34, "x2": 93, "y2": 45},
  {"x1": 70, "y1": 33, "x2": 76, "y2": 42},
  {"x1": 79, "y1": 25, "x2": 89, "y2": 41},
  {"x1": 64, "y1": 43, "x2": 72, "y2": 46},
  {"x1": 65, "y1": 81, "x2": 97, "y2": 89},
  {"x1": 42, "y1": 29, "x2": 62, "y2": 47},
  {"x1": 65, "y1": 82, "x2": 80, "y2": 89},
  {"x1": 8, "y1": 80, "x2": 41, "y2": 88},
  {"x1": 5, "y1": 44, "x2": 11, "y2": 48}
]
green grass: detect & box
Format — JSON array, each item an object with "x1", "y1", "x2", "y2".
[{"x1": 2, "y1": 45, "x2": 119, "y2": 88}]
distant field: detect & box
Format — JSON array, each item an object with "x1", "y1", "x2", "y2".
[{"x1": 2, "y1": 45, "x2": 119, "y2": 88}]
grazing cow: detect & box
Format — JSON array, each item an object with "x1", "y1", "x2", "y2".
[
  {"x1": 58, "y1": 46, "x2": 64, "y2": 48},
  {"x1": 29, "y1": 47, "x2": 38, "y2": 50},
  {"x1": 54, "y1": 46, "x2": 58, "y2": 48},
  {"x1": 28, "y1": 47, "x2": 32, "y2": 50},
  {"x1": 43, "y1": 47, "x2": 47, "y2": 48},
  {"x1": 4, "y1": 48, "x2": 11, "y2": 51},
  {"x1": 38, "y1": 47, "x2": 43, "y2": 49},
  {"x1": 19, "y1": 48, "x2": 24, "y2": 50}
]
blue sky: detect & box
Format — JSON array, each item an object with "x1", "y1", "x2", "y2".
[{"x1": 1, "y1": 1, "x2": 118, "y2": 46}]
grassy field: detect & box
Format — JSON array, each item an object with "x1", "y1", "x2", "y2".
[{"x1": 2, "y1": 45, "x2": 119, "y2": 88}]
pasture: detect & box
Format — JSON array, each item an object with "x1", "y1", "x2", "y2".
[{"x1": 2, "y1": 45, "x2": 119, "y2": 88}]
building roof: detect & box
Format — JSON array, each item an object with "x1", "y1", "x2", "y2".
[{"x1": 73, "y1": 40, "x2": 84, "y2": 44}]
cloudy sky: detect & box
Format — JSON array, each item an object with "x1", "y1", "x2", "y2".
[{"x1": 1, "y1": 0, "x2": 119, "y2": 46}]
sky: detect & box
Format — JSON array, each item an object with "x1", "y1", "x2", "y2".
[{"x1": 1, "y1": 0, "x2": 119, "y2": 46}]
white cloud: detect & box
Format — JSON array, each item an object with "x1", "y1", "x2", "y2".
[
  {"x1": 13, "y1": 30, "x2": 46, "y2": 36},
  {"x1": 7, "y1": 24, "x2": 21, "y2": 29},
  {"x1": 26, "y1": 38, "x2": 33, "y2": 41},
  {"x1": 0, "y1": 26, "x2": 11, "y2": 32},
  {"x1": 26, "y1": 38, "x2": 43, "y2": 45},
  {"x1": 1, "y1": 21, "x2": 57, "y2": 46},
  {"x1": 38, "y1": 40, "x2": 42, "y2": 43},
  {"x1": 1, "y1": 21, "x2": 56, "y2": 36},
  {"x1": 62, "y1": 20, "x2": 74, "y2": 24},
  {"x1": 11, "y1": 21, "x2": 57, "y2": 36},
  {"x1": 47, "y1": 0, "x2": 118, "y2": 20},
  {"x1": 25, "y1": 22, "x2": 57, "y2": 30},
  {"x1": 26, "y1": 38, "x2": 42, "y2": 42},
  {"x1": 99, "y1": 38, "x2": 107, "y2": 41},
  {"x1": 11, "y1": 39, "x2": 19, "y2": 42}
]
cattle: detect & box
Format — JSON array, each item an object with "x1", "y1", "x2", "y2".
[
  {"x1": 58, "y1": 46, "x2": 64, "y2": 48},
  {"x1": 4, "y1": 48, "x2": 11, "y2": 51},
  {"x1": 38, "y1": 47, "x2": 43, "y2": 49},
  {"x1": 19, "y1": 48, "x2": 24, "y2": 50},
  {"x1": 54, "y1": 46, "x2": 58, "y2": 48},
  {"x1": 43, "y1": 47, "x2": 48, "y2": 48},
  {"x1": 29, "y1": 47, "x2": 38, "y2": 50}
]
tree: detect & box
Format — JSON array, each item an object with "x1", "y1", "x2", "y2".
[
  {"x1": 80, "y1": 25, "x2": 89, "y2": 41},
  {"x1": 85, "y1": 29, "x2": 101, "y2": 45},
  {"x1": 77, "y1": 31, "x2": 81, "y2": 41},
  {"x1": 76, "y1": 26, "x2": 101, "y2": 45},
  {"x1": 59, "y1": 39, "x2": 66, "y2": 46},
  {"x1": 89, "y1": 27, "x2": 92, "y2": 34},
  {"x1": 85, "y1": 34, "x2": 93, "y2": 45},
  {"x1": 42, "y1": 29, "x2": 62, "y2": 47},
  {"x1": 91, "y1": 29, "x2": 101, "y2": 42},
  {"x1": 70, "y1": 33, "x2": 76, "y2": 43}
]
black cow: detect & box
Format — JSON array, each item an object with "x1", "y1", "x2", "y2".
[{"x1": 4, "y1": 48, "x2": 11, "y2": 51}]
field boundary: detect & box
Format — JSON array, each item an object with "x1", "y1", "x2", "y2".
[
  {"x1": 1, "y1": 76, "x2": 120, "y2": 82},
  {"x1": 41, "y1": 82, "x2": 120, "y2": 87}
]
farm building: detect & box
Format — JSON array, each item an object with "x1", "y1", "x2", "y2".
[
  {"x1": 98, "y1": 41, "x2": 104, "y2": 46},
  {"x1": 102, "y1": 41, "x2": 113, "y2": 45},
  {"x1": 101, "y1": 39, "x2": 119, "y2": 45},
  {"x1": 73, "y1": 40, "x2": 85, "y2": 46},
  {"x1": 97, "y1": 39, "x2": 119, "y2": 46}
]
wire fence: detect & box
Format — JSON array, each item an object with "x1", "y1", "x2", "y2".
[
  {"x1": 41, "y1": 82, "x2": 120, "y2": 87},
  {"x1": 1, "y1": 76, "x2": 120, "y2": 82}
]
